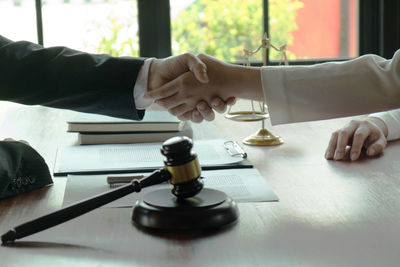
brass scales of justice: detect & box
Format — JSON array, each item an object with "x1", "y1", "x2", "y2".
[{"x1": 225, "y1": 33, "x2": 287, "y2": 146}]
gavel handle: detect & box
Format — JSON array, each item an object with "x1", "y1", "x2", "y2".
[{"x1": 1, "y1": 169, "x2": 171, "y2": 244}]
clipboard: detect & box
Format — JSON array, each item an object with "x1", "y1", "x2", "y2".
[{"x1": 53, "y1": 139, "x2": 253, "y2": 176}]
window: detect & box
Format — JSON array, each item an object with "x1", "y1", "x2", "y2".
[
  {"x1": 170, "y1": 0, "x2": 263, "y2": 62},
  {"x1": 42, "y1": 0, "x2": 139, "y2": 56},
  {"x1": 0, "y1": 0, "x2": 37, "y2": 42},
  {"x1": 170, "y1": 0, "x2": 358, "y2": 63},
  {"x1": 1, "y1": 0, "x2": 139, "y2": 56},
  {"x1": 1, "y1": 0, "x2": 399, "y2": 63},
  {"x1": 269, "y1": 0, "x2": 358, "y2": 61}
]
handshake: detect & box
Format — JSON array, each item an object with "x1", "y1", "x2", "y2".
[
  {"x1": 144, "y1": 53, "x2": 264, "y2": 123},
  {"x1": 145, "y1": 52, "x2": 391, "y2": 163}
]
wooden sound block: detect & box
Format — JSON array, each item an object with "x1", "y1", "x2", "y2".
[{"x1": 132, "y1": 188, "x2": 239, "y2": 231}]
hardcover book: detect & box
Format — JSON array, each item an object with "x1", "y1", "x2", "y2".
[
  {"x1": 77, "y1": 123, "x2": 193, "y2": 145},
  {"x1": 67, "y1": 111, "x2": 183, "y2": 133}
]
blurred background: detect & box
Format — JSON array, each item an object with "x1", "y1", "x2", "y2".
[{"x1": 0, "y1": 0, "x2": 398, "y2": 64}]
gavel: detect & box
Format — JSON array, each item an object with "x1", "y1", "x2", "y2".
[{"x1": 1, "y1": 136, "x2": 207, "y2": 244}]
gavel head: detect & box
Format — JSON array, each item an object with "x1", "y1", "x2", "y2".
[{"x1": 161, "y1": 136, "x2": 203, "y2": 198}]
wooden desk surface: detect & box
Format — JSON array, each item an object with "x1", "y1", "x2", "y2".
[{"x1": 1, "y1": 102, "x2": 400, "y2": 267}]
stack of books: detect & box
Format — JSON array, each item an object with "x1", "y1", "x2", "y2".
[{"x1": 67, "y1": 111, "x2": 192, "y2": 145}]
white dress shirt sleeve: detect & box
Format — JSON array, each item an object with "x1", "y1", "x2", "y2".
[
  {"x1": 261, "y1": 50, "x2": 400, "y2": 125},
  {"x1": 369, "y1": 109, "x2": 400, "y2": 141},
  {"x1": 133, "y1": 58, "x2": 155, "y2": 110}
]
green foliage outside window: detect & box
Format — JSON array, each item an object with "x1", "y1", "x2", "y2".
[
  {"x1": 96, "y1": 17, "x2": 138, "y2": 57},
  {"x1": 172, "y1": 0, "x2": 303, "y2": 62},
  {"x1": 95, "y1": 0, "x2": 303, "y2": 62},
  {"x1": 91, "y1": 1, "x2": 139, "y2": 57}
]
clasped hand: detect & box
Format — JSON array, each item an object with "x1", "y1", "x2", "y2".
[{"x1": 146, "y1": 53, "x2": 235, "y2": 123}]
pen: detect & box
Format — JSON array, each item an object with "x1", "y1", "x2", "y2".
[{"x1": 106, "y1": 175, "x2": 144, "y2": 185}]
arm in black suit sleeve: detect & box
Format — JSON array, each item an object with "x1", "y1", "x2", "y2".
[{"x1": 0, "y1": 35, "x2": 145, "y2": 120}]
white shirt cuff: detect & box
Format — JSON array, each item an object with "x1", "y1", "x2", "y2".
[
  {"x1": 369, "y1": 109, "x2": 400, "y2": 141},
  {"x1": 133, "y1": 58, "x2": 155, "y2": 110},
  {"x1": 261, "y1": 66, "x2": 291, "y2": 125}
]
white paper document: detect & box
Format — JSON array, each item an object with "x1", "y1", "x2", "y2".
[
  {"x1": 54, "y1": 139, "x2": 247, "y2": 175},
  {"x1": 62, "y1": 168, "x2": 279, "y2": 208}
]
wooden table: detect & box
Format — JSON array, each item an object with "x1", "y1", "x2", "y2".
[{"x1": 1, "y1": 102, "x2": 400, "y2": 267}]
